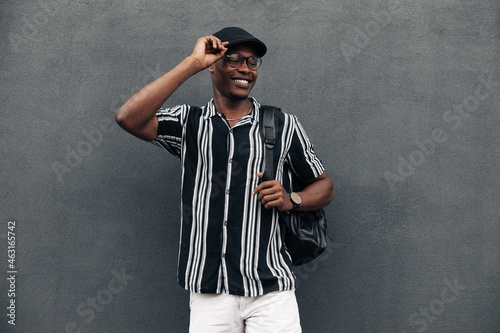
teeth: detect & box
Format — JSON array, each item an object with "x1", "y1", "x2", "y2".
[{"x1": 234, "y1": 79, "x2": 249, "y2": 84}]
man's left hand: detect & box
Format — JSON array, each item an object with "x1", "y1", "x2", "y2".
[{"x1": 252, "y1": 173, "x2": 294, "y2": 212}]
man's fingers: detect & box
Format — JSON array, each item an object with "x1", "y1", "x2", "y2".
[
  {"x1": 196, "y1": 36, "x2": 224, "y2": 55},
  {"x1": 191, "y1": 36, "x2": 229, "y2": 69},
  {"x1": 252, "y1": 178, "x2": 288, "y2": 210},
  {"x1": 257, "y1": 185, "x2": 280, "y2": 200},
  {"x1": 260, "y1": 192, "x2": 282, "y2": 205},
  {"x1": 253, "y1": 179, "x2": 276, "y2": 196},
  {"x1": 207, "y1": 36, "x2": 227, "y2": 54},
  {"x1": 263, "y1": 196, "x2": 286, "y2": 210},
  {"x1": 252, "y1": 173, "x2": 266, "y2": 195}
]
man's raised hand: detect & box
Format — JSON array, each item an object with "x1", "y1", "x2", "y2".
[{"x1": 190, "y1": 36, "x2": 229, "y2": 69}]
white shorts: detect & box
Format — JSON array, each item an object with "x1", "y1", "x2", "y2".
[{"x1": 189, "y1": 289, "x2": 302, "y2": 333}]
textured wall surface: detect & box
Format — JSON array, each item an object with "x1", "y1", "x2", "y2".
[{"x1": 1, "y1": 0, "x2": 499, "y2": 332}]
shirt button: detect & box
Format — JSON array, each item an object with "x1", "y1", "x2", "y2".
[
  {"x1": 222, "y1": 253, "x2": 226, "y2": 258},
  {"x1": 229, "y1": 129, "x2": 233, "y2": 133},
  {"x1": 225, "y1": 189, "x2": 230, "y2": 194},
  {"x1": 223, "y1": 220, "x2": 228, "y2": 226},
  {"x1": 229, "y1": 158, "x2": 233, "y2": 163}
]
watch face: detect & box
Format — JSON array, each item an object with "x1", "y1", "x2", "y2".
[{"x1": 291, "y1": 192, "x2": 301, "y2": 205}]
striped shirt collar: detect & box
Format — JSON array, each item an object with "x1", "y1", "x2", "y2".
[{"x1": 204, "y1": 97, "x2": 261, "y2": 123}]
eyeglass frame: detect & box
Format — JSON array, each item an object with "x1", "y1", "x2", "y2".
[{"x1": 224, "y1": 53, "x2": 262, "y2": 71}]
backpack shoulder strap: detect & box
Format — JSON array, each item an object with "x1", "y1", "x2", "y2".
[{"x1": 259, "y1": 105, "x2": 281, "y2": 181}]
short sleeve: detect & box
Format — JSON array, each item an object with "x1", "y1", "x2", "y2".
[
  {"x1": 286, "y1": 116, "x2": 325, "y2": 181},
  {"x1": 149, "y1": 104, "x2": 189, "y2": 157}
]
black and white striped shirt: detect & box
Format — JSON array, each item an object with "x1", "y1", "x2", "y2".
[{"x1": 151, "y1": 97, "x2": 325, "y2": 297}]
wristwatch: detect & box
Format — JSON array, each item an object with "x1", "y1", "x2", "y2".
[{"x1": 289, "y1": 192, "x2": 302, "y2": 212}]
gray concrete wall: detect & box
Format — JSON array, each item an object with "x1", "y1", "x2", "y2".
[{"x1": 1, "y1": 0, "x2": 499, "y2": 332}]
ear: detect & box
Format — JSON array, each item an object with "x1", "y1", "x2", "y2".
[
  {"x1": 207, "y1": 63, "x2": 215, "y2": 73},
  {"x1": 208, "y1": 57, "x2": 224, "y2": 74}
]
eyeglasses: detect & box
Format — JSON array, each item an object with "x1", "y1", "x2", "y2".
[{"x1": 225, "y1": 53, "x2": 262, "y2": 71}]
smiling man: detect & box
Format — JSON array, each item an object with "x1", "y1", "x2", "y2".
[{"x1": 115, "y1": 27, "x2": 333, "y2": 332}]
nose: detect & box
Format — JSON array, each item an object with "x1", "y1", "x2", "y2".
[{"x1": 237, "y1": 60, "x2": 252, "y2": 73}]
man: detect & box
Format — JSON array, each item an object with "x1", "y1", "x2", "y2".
[{"x1": 115, "y1": 27, "x2": 333, "y2": 332}]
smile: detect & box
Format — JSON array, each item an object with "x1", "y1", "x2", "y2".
[{"x1": 232, "y1": 78, "x2": 251, "y2": 86}]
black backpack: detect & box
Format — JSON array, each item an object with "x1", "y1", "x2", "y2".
[{"x1": 260, "y1": 105, "x2": 330, "y2": 266}]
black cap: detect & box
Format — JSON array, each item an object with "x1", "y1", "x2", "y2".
[{"x1": 213, "y1": 27, "x2": 267, "y2": 57}]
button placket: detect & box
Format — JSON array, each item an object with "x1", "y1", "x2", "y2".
[{"x1": 221, "y1": 128, "x2": 235, "y2": 267}]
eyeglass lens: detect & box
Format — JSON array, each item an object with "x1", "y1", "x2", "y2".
[{"x1": 228, "y1": 54, "x2": 262, "y2": 70}]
